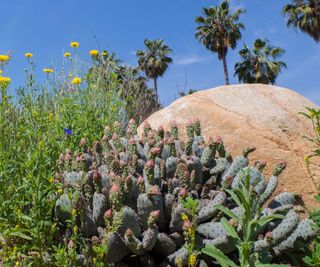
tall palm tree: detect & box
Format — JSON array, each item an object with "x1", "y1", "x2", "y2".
[
  {"x1": 195, "y1": 0, "x2": 245, "y2": 85},
  {"x1": 136, "y1": 39, "x2": 173, "y2": 104},
  {"x1": 283, "y1": 0, "x2": 320, "y2": 42},
  {"x1": 234, "y1": 39, "x2": 287, "y2": 84}
]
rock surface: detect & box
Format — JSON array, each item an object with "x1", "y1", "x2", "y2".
[{"x1": 138, "y1": 84, "x2": 320, "y2": 208}]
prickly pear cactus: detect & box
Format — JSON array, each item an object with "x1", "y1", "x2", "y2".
[{"x1": 53, "y1": 118, "x2": 317, "y2": 266}]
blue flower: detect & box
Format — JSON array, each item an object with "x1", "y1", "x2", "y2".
[{"x1": 64, "y1": 128, "x2": 72, "y2": 135}]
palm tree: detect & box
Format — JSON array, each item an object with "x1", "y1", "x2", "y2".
[
  {"x1": 283, "y1": 0, "x2": 320, "y2": 42},
  {"x1": 136, "y1": 39, "x2": 173, "y2": 104},
  {"x1": 195, "y1": 0, "x2": 245, "y2": 85},
  {"x1": 234, "y1": 39, "x2": 287, "y2": 84}
]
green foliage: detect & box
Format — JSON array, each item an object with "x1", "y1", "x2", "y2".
[
  {"x1": 234, "y1": 39, "x2": 287, "y2": 84},
  {"x1": 282, "y1": 0, "x2": 320, "y2": 43},
  {"x1": 300, "y1": 107, "x2": 320, "y2": 266},
  {"x1": 180, "y1": 197, "x2": 200, "y2": 267},
  {"x1": 0, "y1": 51, "x2": 125, "y2": 265}
]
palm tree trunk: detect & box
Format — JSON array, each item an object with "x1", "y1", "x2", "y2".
[
  {"x1": 153, "y1": 77, "x2": 159, "y2": 104},
  {"x1": 222, "y1": 56, "x2": 230, "y2": 85}
]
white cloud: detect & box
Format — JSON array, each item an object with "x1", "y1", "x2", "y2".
[{"x1": 174, "y1": 55, "x2": 211, "y2": 65}]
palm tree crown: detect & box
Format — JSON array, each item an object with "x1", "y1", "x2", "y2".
[
  {"x1": 195, "y1": 0, "x2": 245, "y2": 85},
  {"x1": 283, "y1": 0, "x2": 320, "y2": 42},
  {"x1": 234, "y1": 39, "x2": 287, "y2": 85},
  {"x1": 136, "y1": 39, "x2": 173, "y2": 104}
]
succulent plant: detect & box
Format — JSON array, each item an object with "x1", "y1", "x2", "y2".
[{"x1": 53, "y1": 119, "x2": 317, "y2": 266}]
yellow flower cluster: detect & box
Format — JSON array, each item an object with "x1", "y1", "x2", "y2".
[
  {"x1": 70, "y1": 41, "x2": 80, "y2": 48},
  {"x1": 0, "y1": 54, "x2": 10, "y2": 61},
  {"x1": 71, "y1": 77, "x2": 82, "y2": 84},
  {"x1": 0, "y1": 70, "x2": 2, "y2": 75},
  {"x1": 0, "y1": 76, "x2": 11, "y2": 85},
  {"x1": 43, "y1": 68, "x2": 54, "y2": 73},
  {"x1": 89, "y1": 50, "x2": 99, "y2": 56},
  {"x1": 25, "y1": 53, "x2": 33, "y2": 58},
  {"x1": 64, "y1": 52, "x2": 71, "y2": 57}
]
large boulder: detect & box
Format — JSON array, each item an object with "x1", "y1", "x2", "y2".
[{"x1": 138, "y1": 84, "x2": 320, "y2": 208}]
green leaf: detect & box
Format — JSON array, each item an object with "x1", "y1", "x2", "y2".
[
  {"x1": 202, "y1": 245, "x2": 238, "y2": 267},
  {"x1": 255, "y1": 264, "x2": 289, "y2": 267},
  {"x1": 9, "y1": 231, "x2": 33, "y2": 240},
  {"x1": 215, "y1": 204, "x2": 241, "y2": 223},
  {"x1": 255, "y1": 214, "x2": 285, "y2": 227},
  {"x1": 221, "y1": 217, "x2": 239, "y2": 239}
]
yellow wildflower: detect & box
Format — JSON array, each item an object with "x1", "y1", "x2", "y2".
[
  {"x1": 43, "y1": 68, "x2": 54, "y2": 73},
  {"x1": 49, "y1": 177, "x2": 54, "y2": 183},
  {"x1": 70, "y1": 41, "x2": 80, "y2": 48},
  {"x1": 15, "y1": 261, "x2": 20, "y2": 266},
  {"x1": 89, "y1": 50, "x2": 99, "y2": 56},
  {"x1": 57, "y1": 188, "x2": 63, "y2": 194},
  {"x1": 25, "y1": 53, "x2": 33, "y2": 58},
  {"x1": 0, "y1": 55, "x2": 10, "y2": 61},
  {"x1": 71, "y1": 77, "x2": 82, "y2": 85},
  {"x1": 72, "y1": 209, "x2": 77, "y2": 217},
  {"x1": 64, "y1": 52, "x2": 71, "y2": 57},
  {"x1": 73, "y1": 225, "x2": 78, "y2": 234},
  {"x1": 181, "y1": 213, "x2": 188, "y2": 222},
  {"x1": 189, "y1": 254, "x2": 197, "y2": 267},
  {"x1": 0, "y1": 76, "x2": 11, "y2": 85},
  {"x1": 102, "y1": 51, "x2": 107, "y2": 56},
  {"x1": 68, "y1": 74, "x2": 73, "y2": 78},
  {"x1": 0, "y1": 70, "x2": 2, "y2": 74}
]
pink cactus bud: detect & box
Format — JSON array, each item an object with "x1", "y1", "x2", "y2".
[
  {"x1": 278, "y1": 160, "x2": 287, "y2": 168},
  {"x1": 65, "y1": 148, "x2": 71, "y2": 154},
  {"x1": 119, "y1": 160, "x2": 126, "y2": 167},
  {"x1": 137, "y1": 176, "x2": 144, "y2": 184},
  {"x1": 112, "y1": 132, "x2": 118, "y2": 140},
  {"x1": 125, "y1": 228, "x2": 133, "y2": 237},
  {"x1": 179, "y1": 188, "x2": 189, "y2": 198},
  {"x1": 183, "y1": 219, "x2": 192, "y2": 230},
  {"x1": 102, "y1": 134, "x2": 109, "y2": 142},
  {"x1": 79, "y1": 138, "x2": 87, "y2": 146},
  {"x1": 59, "y1": 153, "x2": 65, "y2": 161},
  {"x1": 151, "y1": 147, "x2": 161, "y2": 155},
  {"x1": 151, "y1": 210, "x2": 160, "y2": 218},
  {"x1": 109, "y1": 171, "x2": 116, "y2": 178},
  {"x1": 104, "y1": 209, "x2": 113, "y2": 218},
  {"x1": 65, "y1": 153, "x2": 72, "y2": 161},
  {"x1": 213, "y1": 135, "x2": 223, "y2": 144},
  {"x1": 110, "y1": 184, "x2": 120, "y2": 193},
  {"x1": 93, "y1": 140, "x2": 100, "y2": 148},
  {"x1": 145, "y1": 159, "x2": 155, "y2": 169},
  {"x1": 149, "y1": 185, "x2": 160, "y2": 195},
  {"x1": 129, "y1": 137, "x2": 136, "y2": 144}
]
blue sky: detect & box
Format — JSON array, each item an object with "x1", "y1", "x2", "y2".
[{"x1": 1, "y1": 0, "x2": 319, "y2": 106}]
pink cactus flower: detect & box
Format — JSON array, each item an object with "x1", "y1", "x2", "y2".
[{"x1": 110, "y1": 184, "x2": 120, "y2": 193}]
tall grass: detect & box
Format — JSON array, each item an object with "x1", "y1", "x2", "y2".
[{"x1": 0, "y1": 51, "x2": 125, "y2": 265}]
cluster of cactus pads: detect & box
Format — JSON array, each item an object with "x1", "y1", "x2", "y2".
[{"x1": 54, "y1": 118, "x2": 317, "y2": 266}]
